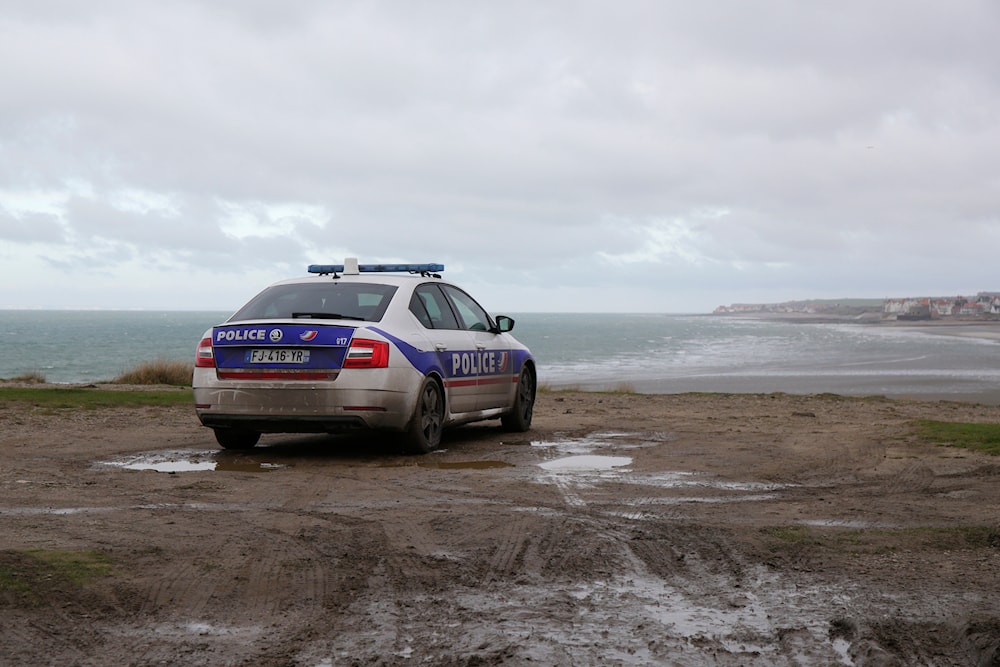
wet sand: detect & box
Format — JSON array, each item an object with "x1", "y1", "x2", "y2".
[
  {"x1": 599, "y1": 318, "x2": 1000, "y2": 405},
  {"x1": 889, "y1": 320, "x2": 1000, "y2": 341}
]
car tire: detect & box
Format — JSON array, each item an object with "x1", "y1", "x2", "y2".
[
  {"x1": 213, "y1": 428, "x2": 261, "y2": 450},
  {"x1": 502, "y1": 366, "x2": 536, "y2": 432},
  {"x1": 404, "y1": 377, "x2": 444, "y2": 454}
]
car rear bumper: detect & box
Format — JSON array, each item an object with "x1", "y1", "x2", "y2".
[
  {"x1": 193, "y1": 367, "x2": 422, "y2": 433},
  {"x1": 197, "y1": 413, "x2": 370, "y2": 434}
]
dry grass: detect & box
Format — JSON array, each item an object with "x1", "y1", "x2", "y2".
[
  {"x1": 537, "y1": 382, "x2": 637, "y2": 395},
  {"x1": 1, "y1": 371, "x2": 47, "y2": 384},
  {"x1": 111, "y1": 359, "x2": 193, "y2": 386}
]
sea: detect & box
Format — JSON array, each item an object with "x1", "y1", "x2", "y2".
[{"x1": 4, "y1": 310, "x2": 1000, "y2": 403}]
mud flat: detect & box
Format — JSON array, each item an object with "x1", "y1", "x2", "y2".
[{"x1": 2, "y1": 391, "x2": 999, "y2": 665}]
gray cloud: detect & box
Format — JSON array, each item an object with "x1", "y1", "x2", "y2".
[
  {"x1": 0, "y1": 207, "x2": 66, "y2": 243},
  {"x1": 2, "y1": 1, "x2": 999, "y2": 311}
]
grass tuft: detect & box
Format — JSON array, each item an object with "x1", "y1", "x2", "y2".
[
  {"x1": 1, "y1": 549, "x2": 112, "y2": 607},
  {"x1": 111, "y1": 359, "x2": 193, "y2": 386},
  {"x1": 26, "y1": 549, "x2": 113, "y2": 584},
  {"x1": 913, "y1": 420, "x2": 1000, "y2": 456},
  {"x1": 0, "y1": 387, "x2": 192, "y2": 408},
  {"x1": 0, "y1": 371, "x2": 47, "y2": 384}
]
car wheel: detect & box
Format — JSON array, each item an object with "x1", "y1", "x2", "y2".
[
  {"x1": 502, "y1": 366, "x2": 536, "y2": 432},
  {"x1": 213, "y1": 428, "x2": 261, "y2": 450},
  {"x1": 405, "y1": 377, "x2": 444, "y2": 454}
]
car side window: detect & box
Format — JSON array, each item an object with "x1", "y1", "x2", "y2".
[
  {"x1": 442, "y1": 285, "x2": 494, "y2": 332},
  {"x1": 410, "y1": 284, "x2": 460, "y2": 330}
]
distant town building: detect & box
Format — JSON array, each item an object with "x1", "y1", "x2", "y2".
[
  {"x1": 882, "y1": 293, "x2": 1000, "y2": 319},
  {"x1": 715, "y1": 293, "x2": 1000, "y2": 320}
]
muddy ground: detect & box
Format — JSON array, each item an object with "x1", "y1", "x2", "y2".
[{"x1": 1, "y1": 390, "x2": 999, "y2": 666}]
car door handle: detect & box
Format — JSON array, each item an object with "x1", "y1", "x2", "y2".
[
  {"x1": 435, "y1": 343, "x2": 447, "y2": 351},
  {"x1": 475, "y1": 343, "x2": 486, "y2": 350}
]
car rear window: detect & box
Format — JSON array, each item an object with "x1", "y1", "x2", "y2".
[{"x1": 229, "y1": 283, "x2": 398, "y2": 322}]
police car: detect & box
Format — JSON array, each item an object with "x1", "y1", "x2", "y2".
[{"x1": 193, "y1": 259, "x2": 536, "y2": 453}]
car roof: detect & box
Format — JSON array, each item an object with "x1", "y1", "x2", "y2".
[
  {"x1": 267, "y1": 272, "x2": 447, "y2": 288},
  {"x1": 262, "y1": 259, "x2": 455, "y2": 290}
]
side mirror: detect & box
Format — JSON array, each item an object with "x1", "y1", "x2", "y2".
[{"x1": 495, "y1": 315, "x2": 515, "y2": 333}]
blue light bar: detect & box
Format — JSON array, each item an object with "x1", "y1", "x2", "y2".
[{"x1": 308, "y1": 263, "x2": 444, "y2": 274}]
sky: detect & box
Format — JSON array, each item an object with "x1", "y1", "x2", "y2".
[{"x1": 2, "y1": 1, "x2": 999, "y2": 314}]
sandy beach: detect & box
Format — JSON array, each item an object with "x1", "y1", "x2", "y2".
[{"x1": 885, "y1": 319, "x2": 1000, "y2": 341}]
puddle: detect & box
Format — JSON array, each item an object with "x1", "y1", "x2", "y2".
[
  {"x1": 217, "y1": 459, "x2": 287, "y2": 473},
  {"x1": 621, "y1": 472, "x2": 790, "y2": 492},
  {"x1": 0, "y1": 502, "x2": 262, "y2": 516},
  {"x1": 532, "y1": 445, "x2": 793, "y2": 511},
  {"x1": 608, "y1": 495, "x2": 781, "y2": 514},
  {"x1": 531, "y1": 432, "x2": 666, "y2": 454},
  {"x1": 97, "y1": 450, "x2": 285, "y2": 473},
  {"x1": 538, "y1": 455, "x2": 633, "y2": 472},
  {"x1": 99, "y1": 451, "x2": 511, "y2": 474}
]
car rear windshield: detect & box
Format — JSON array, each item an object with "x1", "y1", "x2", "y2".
[{"x1": 229, "y1": 282, "x2": 398, "y2": 322}]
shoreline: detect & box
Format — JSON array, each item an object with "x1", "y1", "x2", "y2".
[
  {"x1": 718, "y1": 311, "x2": 1000, "y2": 342},
  {"x1": 885, "y1": 321, "x2": 1000, "y2": 342},
  {"x1": 544, "y1": 380, "x2": 1000, "y2": 406}
]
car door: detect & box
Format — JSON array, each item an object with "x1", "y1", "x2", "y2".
[
  {"x1": 440, "y1": 285, "x2": 513, "y2": 411},
  {"x1": 409, "y1": 284, "x2": 478, "y2": 414}
]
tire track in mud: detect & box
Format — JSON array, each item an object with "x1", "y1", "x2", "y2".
[
  {"x1": 479, "y1": 513, "x2": 533, "y2": 586},
  {"x1": 290, "y1": 515, "x2": 458, "y2": 664},
  {"x1": 413, "y1": 467, "x2": 844, "y2": 665},
  {"x1": 136, "y1": 526, "x2": 221, "y2": 619},
  {"x1": 627, "y1": 521, "x2": 755, "y2": 595},
  {"x1": 469, "y1": 465, "x2": 638, "y2": 589},
  {"x1": 119, "y1": 467, "x2": 386, "y2": 666},
  {"x1": 528, "y1": 463, "x2": 776, "y2": 620},
  {"x1": 294, "y1": 467, "x2": 637, "y2": 663},
  {"x1": 548, "y1": 473, "x2": 587, "y2": 507},
  {"x1": 254, "y1": 466, "x2": 522, "y2": 664},
  {"x1": 882, "y1": 460, "x2": 936, "y2": 494},
  {"x1": 134, "y1": 511, "x2": 332, "y2": 618},
  {"x1": 0, "y1": 558, "x2": 129, "y2": 667},
  {"x1": 126, "y1": 513, "x2": 391, "y2": 667},
  {"x1": 333, "y1": 445, "x2": 838, "y2": 662}
]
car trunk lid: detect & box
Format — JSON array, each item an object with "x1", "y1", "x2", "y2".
[{"x1": 211, "y1": 322, "x2": 357, "y2": 380}]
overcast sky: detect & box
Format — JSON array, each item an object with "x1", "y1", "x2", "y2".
[{"x1": 2, "y1": 1, "x2": 998, "y2": 313}]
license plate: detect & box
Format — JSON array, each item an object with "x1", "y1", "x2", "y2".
[{"x1": 246, "y1": 349, "x2": 311, "y2": 364}]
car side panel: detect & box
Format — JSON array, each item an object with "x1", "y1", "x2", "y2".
[
  {"x1": 467, "y1": 330, "x2": 514, "y2": 410},
  {"x1": 365, "y1": 326, "x2": 478, "y2": 415}
]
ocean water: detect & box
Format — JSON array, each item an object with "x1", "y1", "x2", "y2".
[
  {"x1": 0, "y1": 311, "x2": 229, "y2": 385},
  {"x1": 3, "y1": 310, "x2": 1000, "y2": 402},
  {"x1": 518, "y1": 314, "x2": 1000, "y2": 401}
]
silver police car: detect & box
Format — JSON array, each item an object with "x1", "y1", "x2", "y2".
[{"x1": 193, "y1": 260, "x2": 536, "y2": 453}]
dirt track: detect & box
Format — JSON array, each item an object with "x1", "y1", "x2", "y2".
[{"x1": 2, "y1": 390, "x2": 1000, "y2": 666}]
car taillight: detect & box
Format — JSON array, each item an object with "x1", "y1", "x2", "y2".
[
  {"x1": 195, "y1": 337, "x2": 215, "y2": 368},
  {"x1": 343, "y1": 339, "x2": 389, "y2": 369}
]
